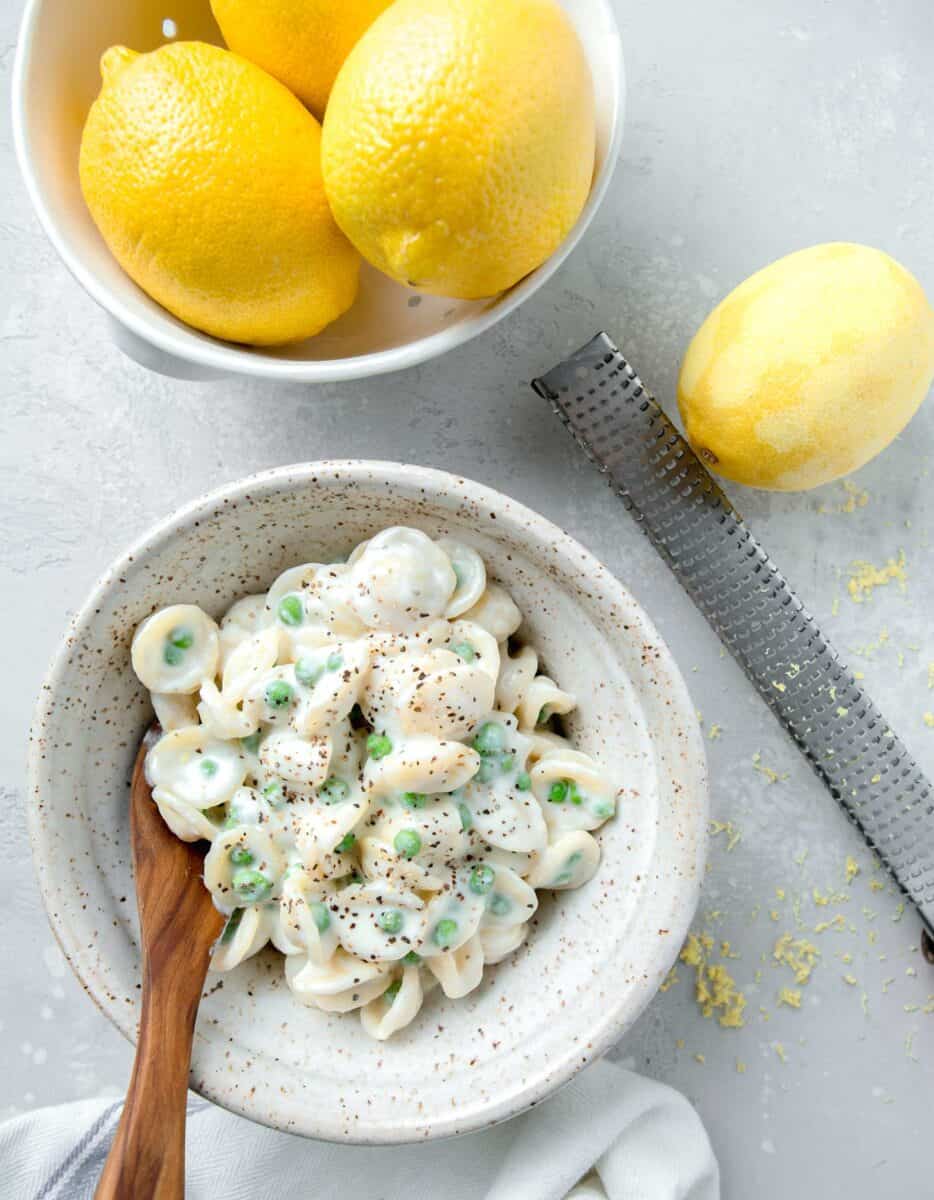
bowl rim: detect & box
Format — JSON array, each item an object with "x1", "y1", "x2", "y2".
[
  {"x1": 26, "y1": 460, "x2": 707, "y2": 1141},
  {"x1": 11, "y1": 0, "x2": 625, "y2": 383}
]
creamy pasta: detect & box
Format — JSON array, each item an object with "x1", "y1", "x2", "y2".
[{"x1": 131, "y1": 527, "x2": 619, "y2": 1040}]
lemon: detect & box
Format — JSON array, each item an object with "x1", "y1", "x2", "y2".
[
  {"x1": 209, "y1": 0, "x2": 394, "y2": 119},
  {"x1": 321, "y1": 0, "x2": 595, "y2": 300},
  {"x1": 79, "y1": 42, "x2": 359, "y2": 346},
  {"x1": 678, "y1": 243, "x2": 934, "y2": 491}
]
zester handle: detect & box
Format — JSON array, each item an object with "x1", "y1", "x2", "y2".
[{"x1": 532, "y1": 331, "x2": 934, "y2": 939}]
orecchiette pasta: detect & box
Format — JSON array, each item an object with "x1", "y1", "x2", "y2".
[
  {"x1": 134, "y1": 527, "x2": 619, "y2": 1039},
  {"x1": 132, "y1": 604, "x2": 219, "y2": 694},
  {"x1": 361, "y1": 965, "x2": 424, "y2": 1040},
  {"x1": 516, "y1": 674, "x2": 576, "y2": 732}
]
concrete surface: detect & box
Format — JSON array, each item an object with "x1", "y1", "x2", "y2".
[{"x1": 2, "y1": 0, "x2": 932, "y2": 1195}]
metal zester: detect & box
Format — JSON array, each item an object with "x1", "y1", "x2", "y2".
[{"x1": 532, "y1": 331, "x2": 934, "y2": 944}]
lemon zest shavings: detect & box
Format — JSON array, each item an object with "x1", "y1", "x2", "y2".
[
  {"x1": 708, "y1": 820, "x2": 742, "y2": 851},
  {"x1": 846, "y1": 551, "x2": 907, "y2": 604},
  {"x1": 773, "y1": 934, "x2": 820, "y2": 984},
  {"x1": 680, "y1": 933, "x2": 747, "y2": 1028},
  {"x1": 752, "y1": 752, "x2": 788, "y2": 784}
]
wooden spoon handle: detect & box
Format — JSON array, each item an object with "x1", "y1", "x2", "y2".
[
  {"x1": 94, "y1": 944, "x2": 213, "y2": 1200},
  {"x1": 96, "y1": 737, "x2": 223, "y2": 1199}
]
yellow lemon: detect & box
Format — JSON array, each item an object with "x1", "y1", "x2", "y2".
[
  {"x1": 79, "y1": 41, "x2": 359, "y2": 346},
  {"x1": 321, "y1": 0, "x2": 595, "y2": 300},
  {"x1": 209, "y1": 0, "x2": 394, "y2": 119},
  {"x1": 678, "y1": 243, "x2": 934, "y2": 491}
]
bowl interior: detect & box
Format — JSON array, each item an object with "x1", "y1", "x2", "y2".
[
  {"x1": 28, "y1": 463, "x2": 705, "y2": 1142},
  {"x1": 15, "y1": 0, "x2": 623, "y2": 378}
]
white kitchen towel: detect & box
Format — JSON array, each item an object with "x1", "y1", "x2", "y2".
[{"x1": 1, "y1": 1059, "x2": 718, "y2": 1200}]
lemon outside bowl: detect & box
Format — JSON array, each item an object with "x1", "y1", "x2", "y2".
[{"x1": 12, "y1": 0, "x2": 624, "y2": 383}]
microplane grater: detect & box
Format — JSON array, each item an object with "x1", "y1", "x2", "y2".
[{"x1": 532, "y1": 331, "x2": 934, "y2": 945}]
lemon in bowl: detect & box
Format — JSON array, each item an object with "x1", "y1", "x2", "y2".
[
  {"x1": 78, "y1": 41, "x2": 359, "y2": 346},
  {"x1": 209, "y1": 0, "x2": 394, "y2": 119},
  {"x1": 322, "y1": 0, "x2": 597, "y2": 300}
]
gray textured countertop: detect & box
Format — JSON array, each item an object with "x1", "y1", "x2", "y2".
[{"x1": 2, "y1": 0, "x2": 931, "y2": 1194}]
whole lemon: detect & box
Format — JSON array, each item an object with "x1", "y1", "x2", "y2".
[
  {"x1": 321, "y1": 0, "x2": 595, "y2": 300},
  {"x1": 678, "y1": 244, "x2": 934, "y2": 491},
  {"x1": 209, "y1": 0, "x2": 394, "y2": 119},
  {"x1": 79, "y1": 42, "x2": 359, "y2": 346}
]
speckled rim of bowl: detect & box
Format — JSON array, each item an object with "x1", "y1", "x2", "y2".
[
  {"x1": 26, "y1": 460, "x2": 707, "y2": 1142},
  {"x1": 11, "y1": 0, "x2": 625, "y2": 383}
]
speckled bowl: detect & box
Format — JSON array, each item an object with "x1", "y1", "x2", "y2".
[{"x1": 27, "y1": 461, "x2": 706, "y2": 1144}]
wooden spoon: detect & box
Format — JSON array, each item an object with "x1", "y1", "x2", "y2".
[{"x1": 96, "y1": 727, "x2": 225, "y2": 1200}]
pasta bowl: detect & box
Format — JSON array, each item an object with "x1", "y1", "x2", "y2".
[
  {"x1": 13, "y1": 0, "x2": 624, "y2": 382},
  {"x1": 27, "y1": 461, "x2": 706, "y2": 1143}
]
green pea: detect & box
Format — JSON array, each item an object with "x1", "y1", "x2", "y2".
[
  {"x1": 326, "y1": 652, "x2": 344, "y2": 671},
  {"x1": 335, "y1": 832, "x2": 356, "y2": 853},
  {"x1": 569, "y1": 782, "x2": 584, "y2": 806},
  {"x1": 489, "y1": 893, "x2": 511, "y2": 917},
  {"x1": 240, "y1": 731, "x2": 262, "y2": 755},
  {"x1": 163, "y1": 627, "x2": 194, "y2": 664},
  {"x1": 229, "y1": 846, "x2": 254, "y2": 866},
  {"x1": 163, "y1": 642, "x2": 184, "y2": 666},
  {"x1": 232, "y1": 868, "x2": 272, "y2": 904},
  {"x1": 499, "y1": 754, "x2": 515, "y2": 774},
  {"x1": 537, "y1": 706, "x2": 549, "y2": 725},
  {"x1": 263, "y1": 781, "x2": 284, "y2": 807},
  {"x1": 378, "y1": 909, "x2": 404, "y2": 934},
  {"x1": 394, "y1": 829, "x2": 421, "y2": 859},
  {"x1": 319, "y1": 776, "x2": 349, "y2": 804},
  {"x1": 476, "y1": 758, "x2": 497, "y2": 784},
  {"x1": 277, "y1": 594, "x2": 303, "y2": 627},
  {"x1": 310, "y1": 900, "x2": 330, "y2": 932},
  {"x1": 433, "y1": 918, "x2": 458, "y2": 948},
  {"x1": 516, "y1": 771, "x2": 532, "y2": 791},
  {"x1": 457, "y1": 801, "x2": 473, "y2": 831},
  {"x1": 473, "y1": 722, "x2": 506, "y2": 756},
  {"x1": 367, "y1": 732, "x2": 393, "y2": 759},
  {"x1": 402, "y1": 950, "x2": 421, "y2": 965},
  {"x1": 199, "y1": 757, "x2": 218, "y2": 777},
  {"x1": 402, "y1": 791, "x2": 427, "y2": 810},
  {"x1": 554, "y1": 851, "x2": 584, "y2": 885},
  {"x1": 450, "y1": 641, "x2": 476, "y2": 662},
  {"x1": 593, "y1": 800, "x2": 615, "y2": 820},
  {"x1": 384, "y1": 979, "x2": 402, "y2": 1004},
  {"x1": 220, "y1": 907, "x2": 244, "y2": 944},
  {"x1": 548, "y1": 780, "x2": 569, "y2": 804},
  {"x1": 295, "y1": 657, "x2": 323, "y2": 687},
  {"x1": 469, "y1": 864, "x2": 495, "y2": 895},
  {"x1": 265, "y1": 679, "x2": 294, "y2": 709}
]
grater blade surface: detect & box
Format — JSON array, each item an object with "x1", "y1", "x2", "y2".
[{"x1": 532, "y1": 331, "x2": 934, "y2": 938}]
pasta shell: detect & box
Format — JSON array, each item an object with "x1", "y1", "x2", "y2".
[{"x1": 132, "y1": 604, "x2": 219, "y2": 694}]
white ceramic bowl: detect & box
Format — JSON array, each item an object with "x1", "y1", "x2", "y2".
[
  {"x1": 27, "y1": 461, "x2": 706, "y2": 1143},
  {"x1": 12, "y1": 0, "x2": 624, "y2": 383}
]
